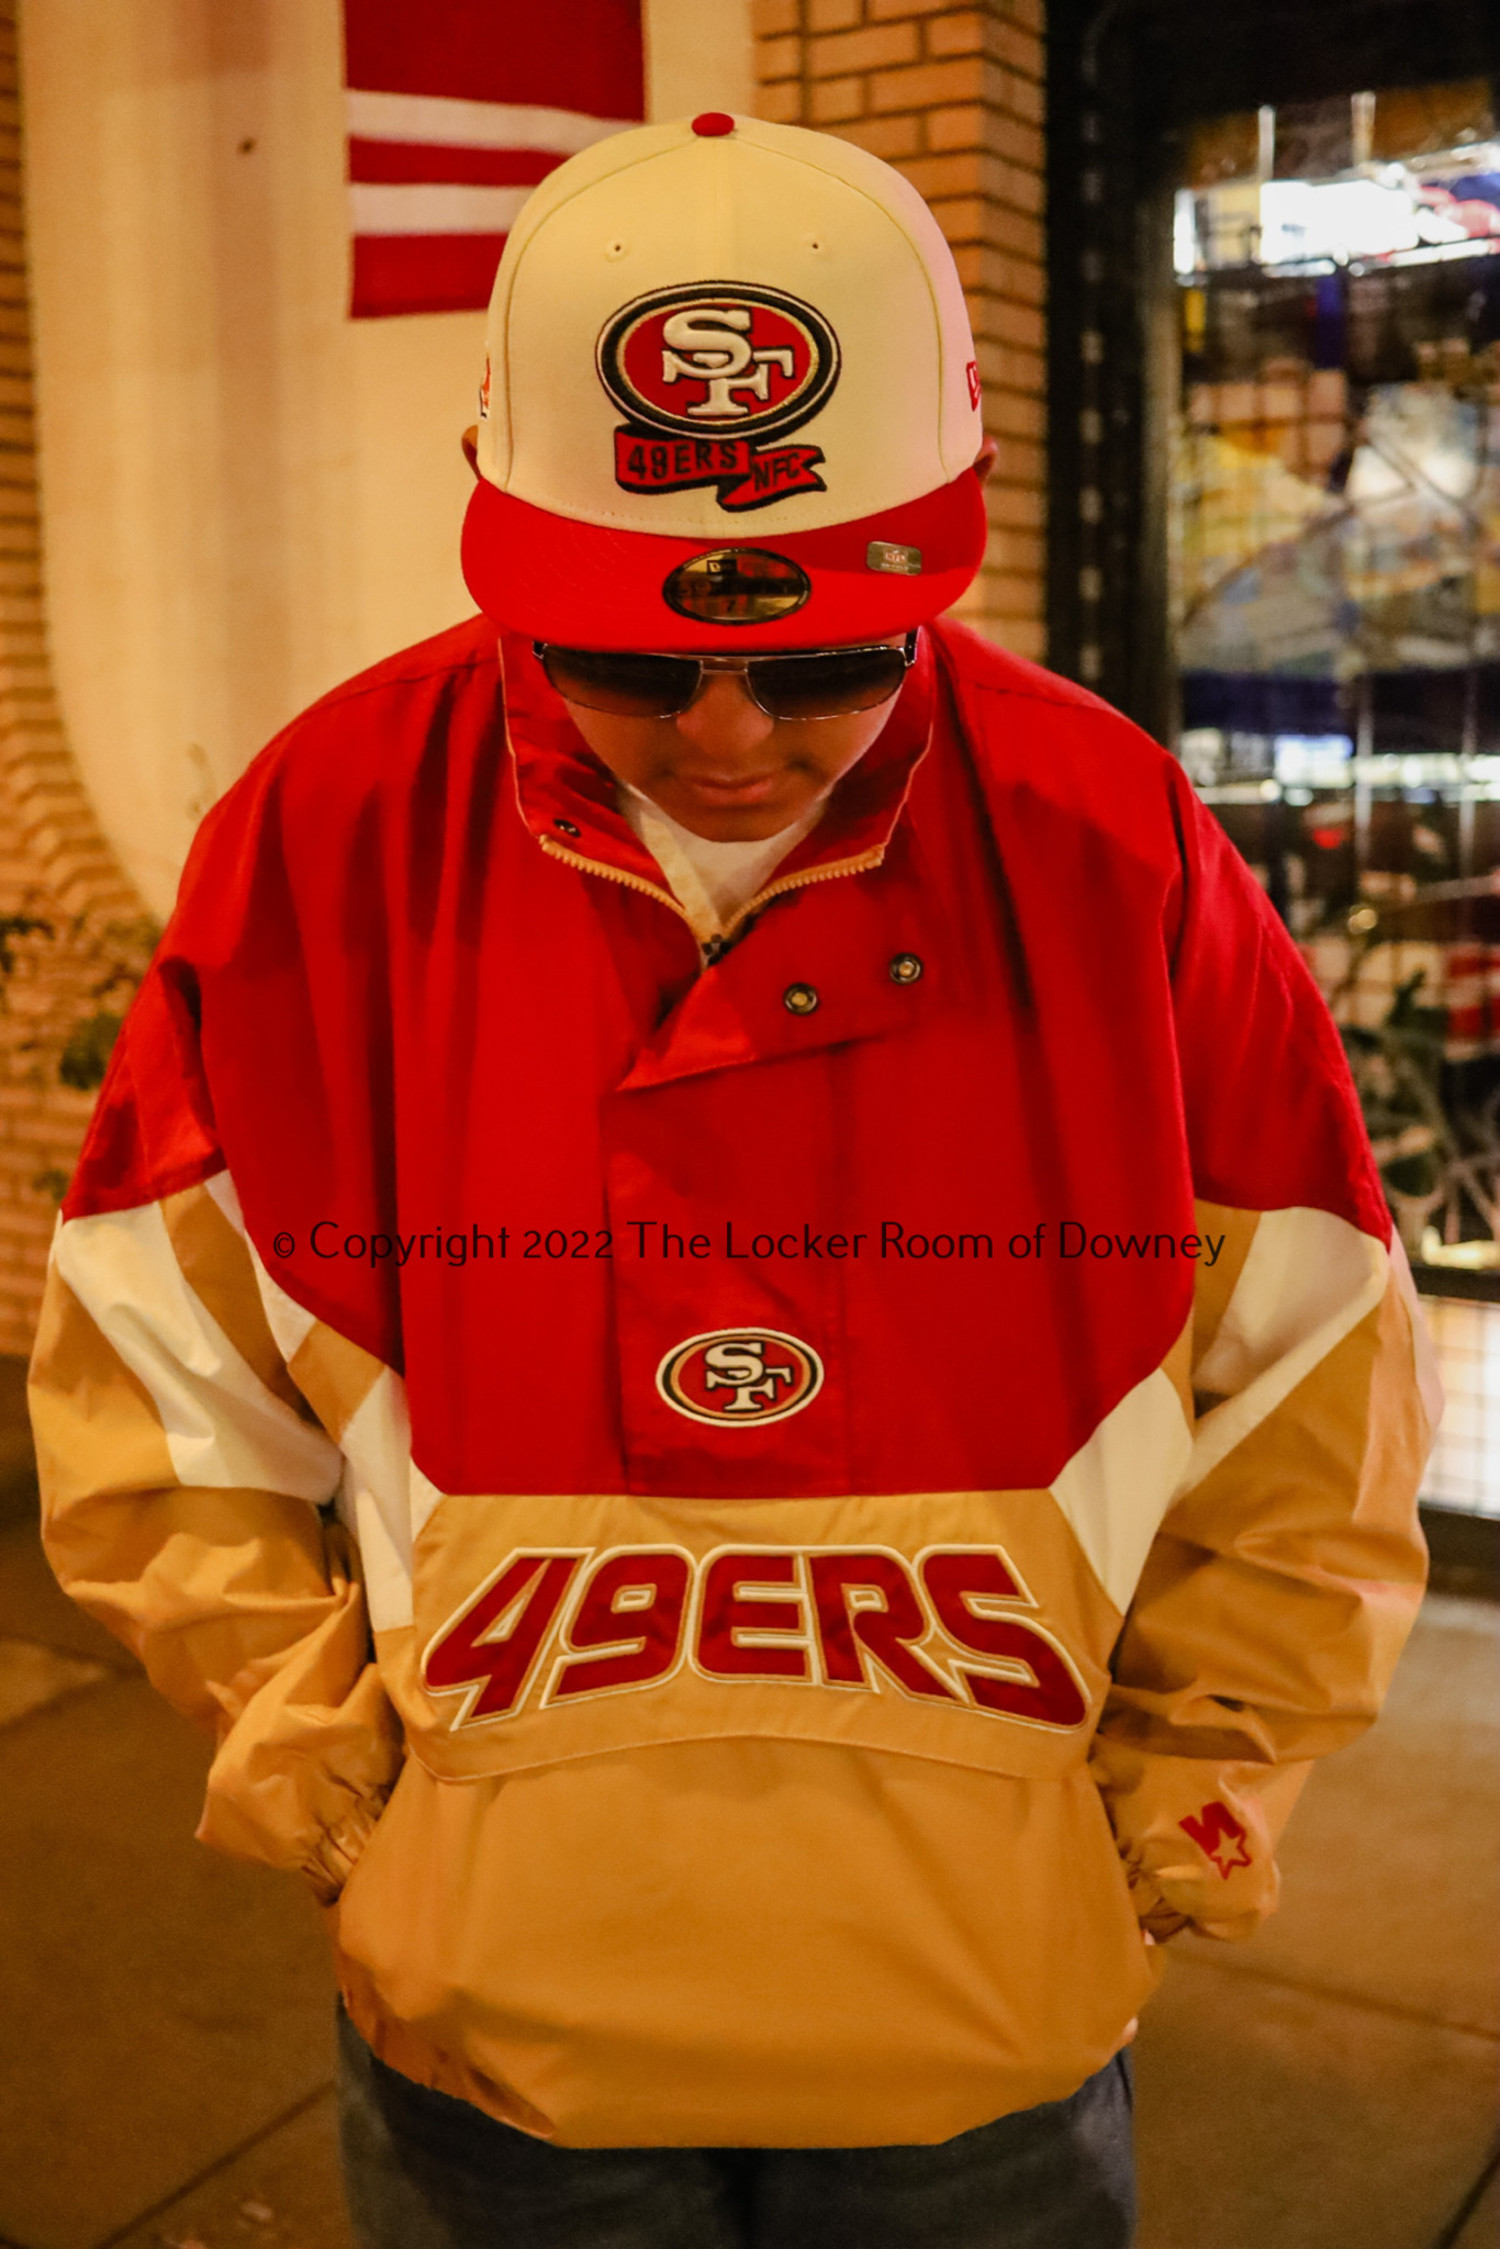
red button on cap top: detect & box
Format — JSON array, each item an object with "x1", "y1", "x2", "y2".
[{"x1": 692, "y1": 112, "x2": 735, "y2": 137}]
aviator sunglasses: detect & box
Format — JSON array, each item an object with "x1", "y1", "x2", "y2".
[{"x1": 534, "y1": 632, "x2": 918, "y2": 723}]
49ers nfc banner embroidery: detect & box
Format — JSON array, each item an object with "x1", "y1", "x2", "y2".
[
  {"x1": 343, "y1": 0, "x2": 644, "y2": 319},
  {"x1": 614, "y1": 433, "x2": 827, "y2": 511}
]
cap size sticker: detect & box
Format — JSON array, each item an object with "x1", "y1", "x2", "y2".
[
  {"x1": 597, "y1": 282, "x2": 840, "y2": 514},
  {"x1": 866, "y1": 540, "x2": 922, "y2": 576}
]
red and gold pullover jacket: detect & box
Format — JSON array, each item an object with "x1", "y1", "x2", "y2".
[{"x1": 31, "y1": 616, "x2": 1438, "y2": 2148}]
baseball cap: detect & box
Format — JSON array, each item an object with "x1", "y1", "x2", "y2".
[{"x1": 460, "y1": 112, "x2": 987, "y2": 651}]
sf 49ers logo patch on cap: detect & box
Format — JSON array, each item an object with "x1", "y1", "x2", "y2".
[
  {"x1": 657, "y1": 1327, "x2": 823, "y2": 1426},
  {"x1": 598, "y1": 283, "x2": 840, "y2": 513}
]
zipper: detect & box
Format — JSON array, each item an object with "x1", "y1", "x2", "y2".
[
  {"x1": 539, "y1": 832, "x2": 888, "y2": 952},
  {"x1": 720, "y1": 845, "x2": 888, "y2": 941},
  {"x1": 537, "y1": 834, "x2": 694, "y2": 926}
]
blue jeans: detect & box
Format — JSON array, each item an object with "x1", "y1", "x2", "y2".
[{"x1": 336, "y1": 2004, "x2": 1135, "y2": 2249}]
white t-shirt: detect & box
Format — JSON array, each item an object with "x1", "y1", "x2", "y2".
[{"x1": 618, "y1": 783, "x2": 822, "y2": 947}]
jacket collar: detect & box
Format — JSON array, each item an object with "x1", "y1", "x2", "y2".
[{"x1": 498, "y1": 627, "x2": 937, "y2": 929}]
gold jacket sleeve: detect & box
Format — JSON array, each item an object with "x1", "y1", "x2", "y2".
[
  {"x1": 1088, "y1": 1200, "x2": 1440, "y2": 1940},
  {"x1": 28, "y1": 1180, "x2": 405, "y2": 1902}
]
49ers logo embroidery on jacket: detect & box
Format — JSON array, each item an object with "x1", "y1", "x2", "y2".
[
  {"x1": 422, "y1": 1543, "x2": 1090, "y2": 1734},
  {"x1": 597, "y1": 282, "x2": 839, "y2": 511},
  {"x1": 657, "y1": 1329, "x2": 823, "y2": 1426}
]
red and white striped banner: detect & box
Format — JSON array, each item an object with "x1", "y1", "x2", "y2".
[{"x1": 343, "y1": 0, "x2": 645, "y2": 319}]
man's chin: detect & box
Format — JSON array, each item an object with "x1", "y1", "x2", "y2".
[{"x1": 659, "y1": 786, "x2": 807, "y2": 843}]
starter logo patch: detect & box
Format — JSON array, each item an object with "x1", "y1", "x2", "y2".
[
  {"x1": 1178, "y1": 1800, "x2": 1253, "y2": 1879},
  {"x1": 597, "y1": 283, "x2": 839, "y2": 512},
  {"x1": 657, "y1": 1328, "x2": 823, "y2": 1426}
]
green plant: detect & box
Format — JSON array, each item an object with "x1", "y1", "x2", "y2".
[
  {"x1": 58, "y1": 1008, "x2": 126, "y2": 1091},
  {"x1": 0, "y1": 912, "x2": 52, "y2": 971},
  {"x1": 0, "y1": 908, "x2": 164, "y2": 1202}
]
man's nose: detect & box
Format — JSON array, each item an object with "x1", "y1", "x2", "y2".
[{"x1": 673, "y1": 671, "x2": 777, "y2": 756}]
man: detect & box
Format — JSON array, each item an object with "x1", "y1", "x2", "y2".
[{"x1": 31, "y1": 115, "x2": 1436, "y2": 2248}]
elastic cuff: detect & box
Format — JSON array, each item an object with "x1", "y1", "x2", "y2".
[
  {"x1": 302, "y1": 1806, "x2": 380, "y2": 1905},
  {"x1": 1123, "y1": 1856, "x2": 1191, "y2": 1942}
]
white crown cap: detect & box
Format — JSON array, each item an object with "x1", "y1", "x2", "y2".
[{"x1": 475, "y1": 115, "x2": 981, "y2": 537}]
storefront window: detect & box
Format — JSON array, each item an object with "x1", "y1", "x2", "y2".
[{"x1": 1170, "y1": 81, "x2": 1500, "y2": 1306}]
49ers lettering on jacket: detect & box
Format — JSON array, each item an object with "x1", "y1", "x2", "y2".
[{"x1": 30, "y1": 617, "x2": 1437, "y2": 2149}]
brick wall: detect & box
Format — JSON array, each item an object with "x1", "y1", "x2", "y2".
[
  {"x1": 0, "y1": 0, "x2": 149, "y2": 1356},
  {"x1": 752, "y1": 0, "x2": 1047, "y2": 660}
]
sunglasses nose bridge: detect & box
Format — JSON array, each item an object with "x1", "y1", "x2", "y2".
[{"x1": 681, "y1": 658, "x2": 777, "y2": 720}]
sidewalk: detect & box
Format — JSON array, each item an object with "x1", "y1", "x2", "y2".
[{"x1": 2, "y1": 1381, "x2": 1495, "y2": 2249}]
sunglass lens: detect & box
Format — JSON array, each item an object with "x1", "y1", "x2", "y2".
[
  {"x1": 753, "y1": 647, "x2": 909, "y2": 721},
  {"x1": 540, "y1": 648, "x2": 698, "y2": 717}
]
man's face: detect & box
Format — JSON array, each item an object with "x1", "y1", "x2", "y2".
[{"x1": 557, "y1": 645, "x2": 905, "y2": 843}]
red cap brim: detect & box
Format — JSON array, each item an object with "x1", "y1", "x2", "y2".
[{"x1": 461, "y1": 472, "x2": 988, "y2": 650}]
